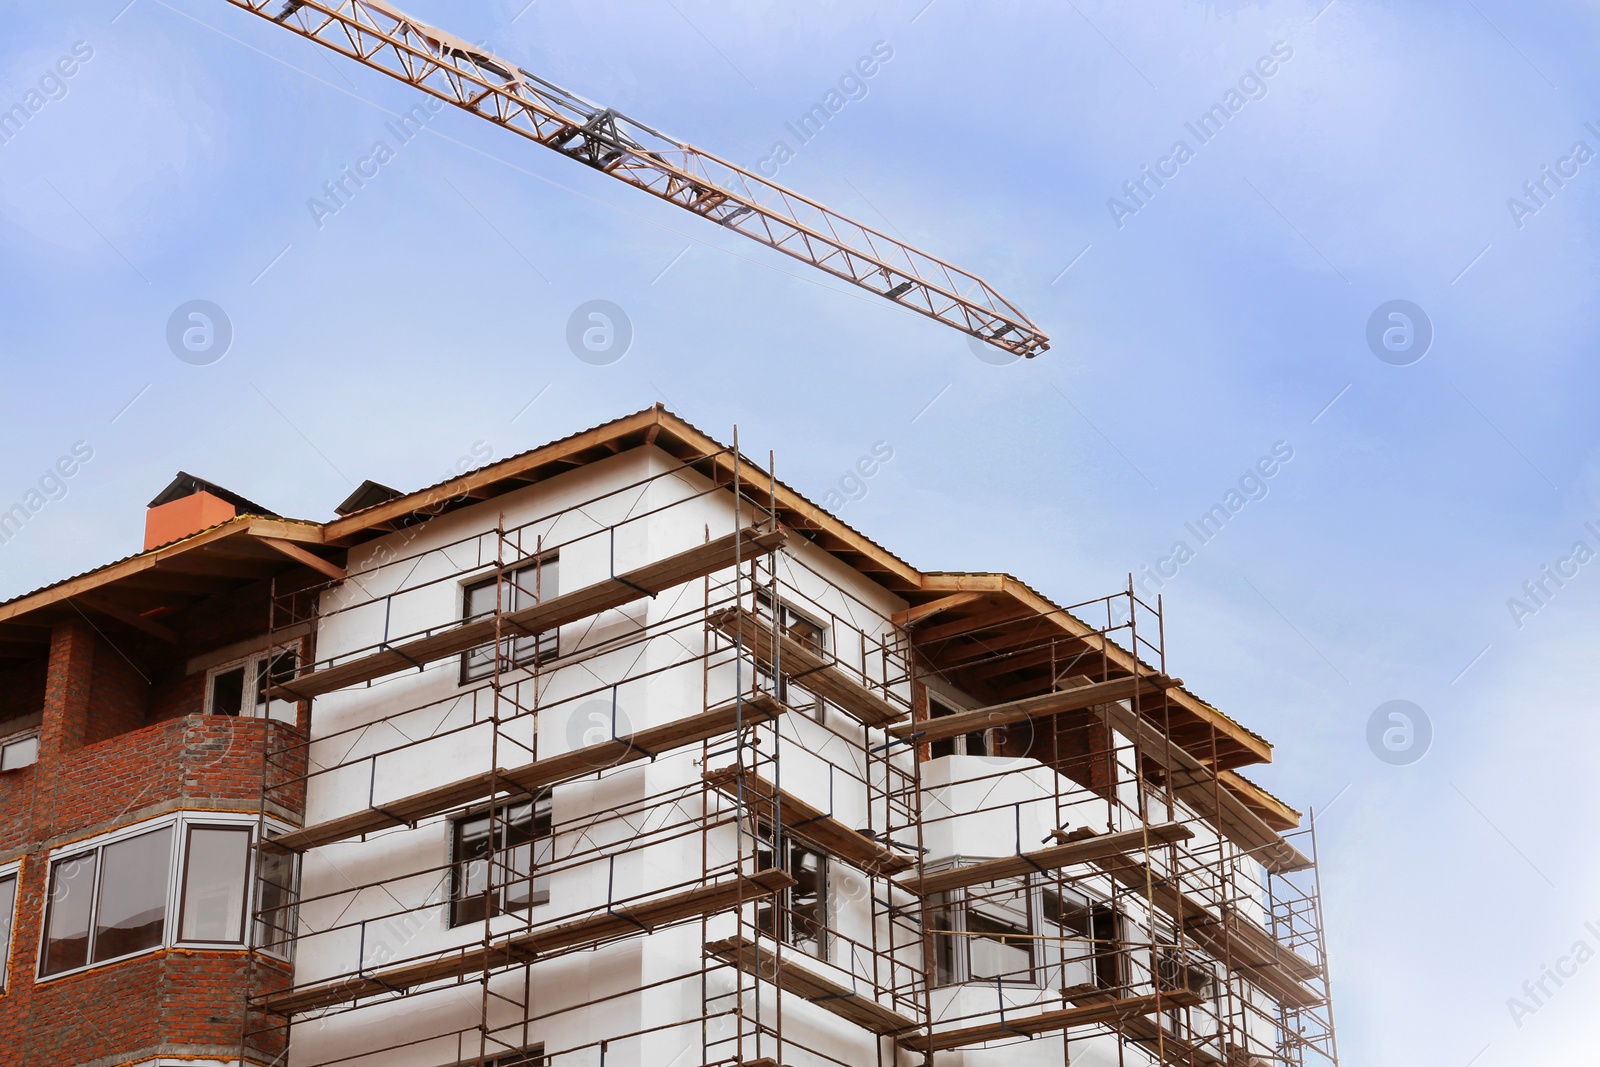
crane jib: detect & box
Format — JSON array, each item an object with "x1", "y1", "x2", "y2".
[{"x1": 239, "y1": 0, "x2": 1049, "y2": 357}]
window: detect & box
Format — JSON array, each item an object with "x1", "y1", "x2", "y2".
[
  {"x1": 0, "y1": 731, "x2": 38, "y2": 772},
  {"x1": 179, "y1": 825, "x2": 252, "y2": 944},
  {"x1": 254, "y1": 845, "x2": 300, "y2": 959},
  {"x1": 753, "y1": 592, "x2": 827, "y2": 715},
  {"x1": 1041, "y1": 886, "x2": 1120, "y2": 991},
  {"x1": 932, "y1": 876, "x2": 1123, "y2": 989},
  {"x1": 42, "y1": 825, "x2": 173, "y2": 975},
  {"x1": 451, "y1": 796, "x2": 553, "y2": 926},
  {"x1": 0, "y1": 869, "x2": 17, "y2": 990},
  {"x1": 1157, "y1": 937, "x2": 1216, "y2": 1038},
  {"x1": 755, "y1": 823, "x2": 828, "y2": 960},
  {"x1": 206, "y1": 649, "x2": 300, "y2": 720},
  {"x1": 964, "y1": 880, "x2": 1032, "y2": 983},
  {"x1": 462, "y1": 557, "x2": 559, "y2": 682},
  {"x1": 37, "y1": 815, "x2": 289, "y2": 980},
  {"x1": 928, "y1": 696, "x2": 988, "y2": 758}
]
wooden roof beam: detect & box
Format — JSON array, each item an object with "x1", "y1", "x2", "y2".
[
  {"x1": 72, "y1": 594, "x2": 179, "y2": 644},
  {"x1": 892, "y1": 591, "x2": 986, "y2": 628},
  {"x1": 260, "y1": 537, "x2": 347, "y2": 582},
  {"x1": 891, "y1": 673, "x2": 1180, "y2": 746}
]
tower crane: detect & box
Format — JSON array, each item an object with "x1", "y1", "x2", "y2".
[{"x1": 226, "y1": 0, "x2": 1050, "y2": 357}]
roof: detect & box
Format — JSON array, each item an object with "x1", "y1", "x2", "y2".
[
  {"x1": 0, "y1": 404, "x2": 1285, "y2": 817},
  {"x1": 148, "y1": 471, "x2": 278, "y2": 516}
]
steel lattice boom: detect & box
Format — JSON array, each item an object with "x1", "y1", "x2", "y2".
[{"x1": 226, "y1": 0, "x2": 1050, "y2": 357}]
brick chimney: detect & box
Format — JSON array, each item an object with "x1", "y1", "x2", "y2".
[{"x1": 144, "y1": 472, "x2": 276, "y2": 551}]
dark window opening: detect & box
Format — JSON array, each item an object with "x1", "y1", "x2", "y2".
[
  {"x1": 209, "y1": 666, "x2": 246, "y2": 717},
  {"x1": 452, "y1": 795, "x2": 553, "y2": 926},
  {"x1": 755, "y1": 823, "x2": 829, "y2": 961},
  {"x1": 462, "y1": 557, "x2": 560, "y2": 683},
  {"x1": 208, "y1": 648, "x2": 300, "y2": 718},
  {"x1": 928, "y1": 696, "x2": 987, "y2": 758},
  {"x1": 753, "y1": 592, "x2": 827, "y2": 715}
]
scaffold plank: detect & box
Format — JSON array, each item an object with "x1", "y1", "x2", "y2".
[
  {"x1": 888, "y1": 673, "x2": 1180, "y2": 746},
  {"x1": 258, "y1": 869, "x2": 796, "y2": 1016},
  {"x1": 1082, "y1": 700, "x2": 1312, "y2": 874},
  {"x1": 271, "y1": 527, "x2": 788, "y2": 700},
  {"x1": 705, "y1": 934, "x2": 920, "y2": 1035},
  {"x1": 1051, "y1": 828, "x2": 1323, "y2": 1009},
  {"x1": 271, "y1": 694, "x2": 787, "y2": 851},
  {"x1": 1067, "y1": 989, "x2": 1223, "y2": 1067},
  {"x1": 906, "y1": 989, "x2": 1203, "y2": 1053},
  {"x1": 707, "y1": 607, "x2": 907, "y2": 727},
  {"x1": 702, "y1": 766, "x2": 914, "y2": 875},
  {"x1": 895, "y1": 822, "x2": 1192, "y2": 896}
]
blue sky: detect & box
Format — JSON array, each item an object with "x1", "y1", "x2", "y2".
[{"x1": 3, "y1": 0, "x2": 1599, "y2": 1061}]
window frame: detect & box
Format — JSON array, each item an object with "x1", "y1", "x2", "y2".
[
  {"x1": 176, "y1": 822, "x2": 254, "y2": 948},
  {"x1": 448, "y1": 794, "x2": 554, "y2": 927},
  {"x1": 0, "y1": 860, "x2": 20, "y2": 993},
  {"x1": 204, "y1": 648, "x2": 300, "y2": 721},
  {"x1": 753, "y1": 591, "x2": 829, "y2": 715},
  {"x1": 753, "y1": 819, "x2": 830, "y2": 962},
  {"x1": 0, "y1": 728, "x2": 39, "y2": 772},
  {"x1": 459, "y1": 555, "x2": 560, "y2": 684},
  {"x1": 930, "y1": 870, "x2": 1125, "y2": 990},
  {"x1": 927, "y1": 695, "x2": 989, "y2": 758},
  {"x1": 35, "y1": 812, "x2": 293, "y2": 982}
]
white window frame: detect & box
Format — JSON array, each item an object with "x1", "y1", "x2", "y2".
[
  {"x1": 204, "y1": 649, "x2": 299, "y2": 722},
  {"x1": 0, "y1": 728, "x2": 39, "y2": 772},
  {"x1": 0, "y1": 859, "x2": 20, "y2": 993},
  {"x1": 928, "y1": 695, "x2": 989, "y2": 757},
  {"x1": 753, "y1": 591, "x2": 830, "y2": 715},
  {"x1": 36, "y1": 812, "x2": 295, "y2": 983},
  {"x1": 929, "y1": 868, "x2": 1128, "y2": 990}
]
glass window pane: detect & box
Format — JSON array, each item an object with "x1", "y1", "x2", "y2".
[
  {"x1": 180, "y1": 826, "x2": 250, "y2": 943},
  {"x1": 465, "y1": 578, "x2": 498, "y2": 621},
  {"x1": 0, "y1": 736, "x2": 38, "y2": 771},
  {"x1": 0, "y1": 874, "x2": 16, "y2": 989},
  {"x1": 93, "y1": 826, "x2": 173, "y2": 962},
  {"x1": 211, "y1": 667, "x2": 246, "y2": 716},
  {"x1": 255, "y1": 847, "x2": 299, "y2": 958},
  {"x1": 41, "y1": 851, "x2": 96, "y2": 976}
]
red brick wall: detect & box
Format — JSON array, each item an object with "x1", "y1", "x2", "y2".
[
  {"x1": 82, "y1": 634, "x2": 149, "y2": 746},
  {"x1": 0, "y1": 621, "x2": 307, "y2": 1065}
]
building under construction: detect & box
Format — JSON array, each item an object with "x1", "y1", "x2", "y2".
[{"x1": 0, "y1": 406, "x2": 1337, "y2": 1067}]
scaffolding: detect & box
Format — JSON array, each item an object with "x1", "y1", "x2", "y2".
[{"x1": 232, "y1": 442, "x2": 1337, "y2": 1067}]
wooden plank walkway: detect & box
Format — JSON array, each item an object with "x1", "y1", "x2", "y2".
[
  {"x1": 272, "y1": 527, "x2": 787, "y2": 700},
  {"x1": 272, "y1": 694, "x2": 786, "y2": 851}
]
